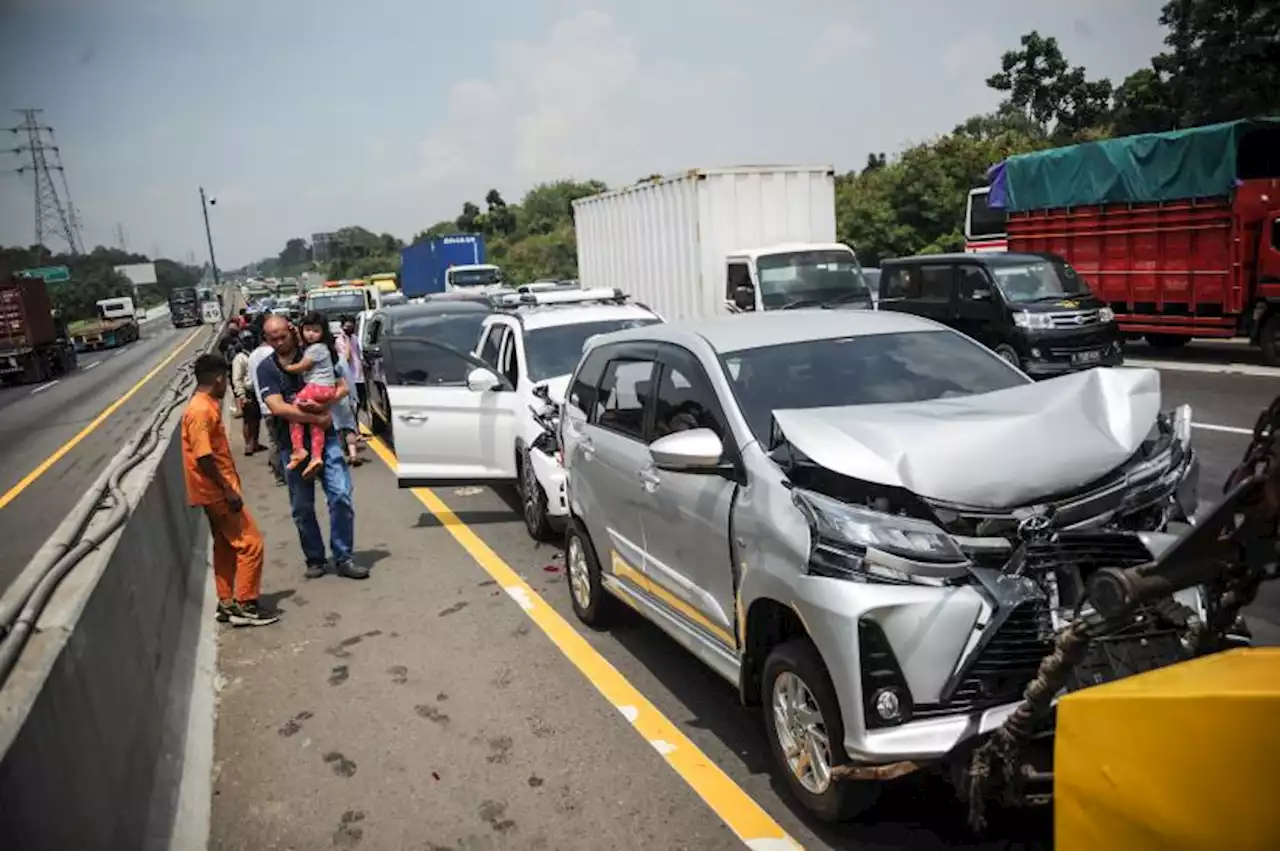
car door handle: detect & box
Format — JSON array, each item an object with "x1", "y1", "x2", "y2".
[
  {"x1": 398, "y1": 412, "x2": 429, "y2": 424},
  {"x1": 580, "y1": 438, "x2": 595, "y2": 459},
  {"x1": 638, "y1": 469, "x2": 661, "y2": 491}
]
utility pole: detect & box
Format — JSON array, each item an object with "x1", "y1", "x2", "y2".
[
  {"x1": 199, "y1": 186, "x2": 222, "y2": 290},
  {"x1": 7, "y1": 109, "x2": 85, "y2": 260},
  {"x1": 114, "y1": 222, "x2": 128, "y2": 251}
]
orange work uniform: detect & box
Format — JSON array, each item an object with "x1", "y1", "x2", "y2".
[{"x1": 181, "y1": 390, "x2": 265, "y2": 603}]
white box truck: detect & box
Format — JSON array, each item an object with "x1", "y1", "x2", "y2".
[{"x1": 572, "y1": 165, "x2": 873, "y2": 321}]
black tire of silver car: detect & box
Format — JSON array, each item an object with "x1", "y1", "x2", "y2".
[
  {"x1": 994, "y1": 343, "x2": 1021, "y2": 368},
  {"x1": 761, "y1": 639, "x2": 880, "y2": 823},
  {"x1": 565, "y1": 517, "x2": 611, "y2": 627},
  {"x1": 519, "y1": 447, "x2": 556, "y2": 542}
]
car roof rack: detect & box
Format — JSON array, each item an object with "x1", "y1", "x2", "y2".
[{"x1": 491, "y1": 286, "x2": 630, "y2": 309}]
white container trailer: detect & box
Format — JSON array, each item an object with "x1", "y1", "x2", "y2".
[{"x1": 573, "y1": 165, "x2": 872, "y2": 321}]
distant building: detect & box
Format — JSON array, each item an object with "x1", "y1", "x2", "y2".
[{"x1": 312, "y1": 231, "x2": 338, "y2": 263}]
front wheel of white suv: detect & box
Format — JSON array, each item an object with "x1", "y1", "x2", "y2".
[
  {"x1": 762, "y1": 639, "x2": 880, "y2": 823},
  {"x1": 519, "y1": 447, "x2": 556, "y2": 543}
]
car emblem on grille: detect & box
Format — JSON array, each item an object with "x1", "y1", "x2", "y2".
[
  {"x1": 1073, "y1": 314, "x2": 1086, "y2": 325},
  {"x1": 1016, "y1": 512, "x2": 1053, "y2": 540}
]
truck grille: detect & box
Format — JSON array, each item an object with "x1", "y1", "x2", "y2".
[{"x1": 1046, "y1": 310, "x2": 1101, "y2": 328}]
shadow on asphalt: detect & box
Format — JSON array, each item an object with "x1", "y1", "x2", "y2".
[
  {"x1": 1124, "y1": 340, "x2": 1269, "y2": 367},
  {"x1": 604, "y1": 599, "x2": 1053, "y2": 850}
]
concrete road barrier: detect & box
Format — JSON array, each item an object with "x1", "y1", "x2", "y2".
[{"x1": 0, "y1": 293, "x2": 230, "y2": 851}]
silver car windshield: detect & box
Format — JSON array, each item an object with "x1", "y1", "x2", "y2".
[{"x1": 721, "y1": 330, "x2": 1028, "y2": 440}]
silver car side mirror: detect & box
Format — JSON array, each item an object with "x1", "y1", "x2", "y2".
[{"x1": 649, "y1": 428, "x2": 724, "y2": 471}]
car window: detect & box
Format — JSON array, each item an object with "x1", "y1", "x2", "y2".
[
  {"x1": 880, "y1": 267, "x2": 909, "y2": 300},
  {"x1": 957, "y1": 266, "x2": 992, "y2": 302},
  {"x1": 652, "y1": 348, "x2": 728, "y2": 442},
  {"x1": 569, "y1": 347, "x2": 609, "y2": 417},
  {"x1": 918, "y1": 265, "x2": 954, "y2": 303},
  {"x1": 387, "y1": 313, "x2": 489, "y2": 386},
  {"x1": 595, "y1": 358, "x2": 656, "y2": 440},
  {"x1": 498, "y1": 329, "x2": 520, "y2": 389},
  {"x1": 726, "y1": 263, "x2": 752, "y2": 299},
  {"x1": 479, "y1": 324, "x2": 506, "y2": 368},
  {"x1": 720, "y1": 329, "x2": 1029, "y2": 441},
  {"x1": 524, "y1": 318, "x2": 661, "y2": 383}
]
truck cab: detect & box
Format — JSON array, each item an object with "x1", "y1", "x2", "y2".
[
  {"x1": 305, "y1": 285, "x2": 380, "y2": 332},
  {"x1": 724, "y1": 243, "x2": 874, "y2": 313},
  {"x1": 445, "y1": 264, "x2": 504, "y2": 292},
  {"x1": 97, "y1": 297, "x2": 136, "y2": 322}
]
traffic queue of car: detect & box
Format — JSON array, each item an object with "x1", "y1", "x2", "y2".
[{"x1": 341, "y1": 272, "x2": 1216, "y2": 824}]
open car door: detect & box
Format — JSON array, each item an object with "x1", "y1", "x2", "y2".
[{"x1": 384, "y1": 337, "x2": 520, "y2": 488}]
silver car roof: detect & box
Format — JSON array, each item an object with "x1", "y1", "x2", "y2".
[{"x1": 590, "y1": 309, "x2": 947, "y2": 355}]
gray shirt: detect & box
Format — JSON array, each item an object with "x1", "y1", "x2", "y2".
[
  {"x1": 248, "y1": 344, "x2": 275, "y2": 408},
  {"x1": 303, "y1": 342, "x2": 336, "y2": 387}
]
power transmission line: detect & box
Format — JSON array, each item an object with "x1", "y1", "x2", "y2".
[{"x1": 6, "y1": 109, "x2": 85, "y2": 260}]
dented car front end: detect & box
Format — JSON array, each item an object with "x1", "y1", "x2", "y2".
[{"x1": 756, "y1": 370, "x2": 1201, "y2": 775}]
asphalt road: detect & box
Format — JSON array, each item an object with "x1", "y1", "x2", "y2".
[
  {"x1": 0, "y1": 316, "x2": 211, "y2": 590},
  {"x1": 211, "y1": 354, "x2": 1278, "y2": 851}
]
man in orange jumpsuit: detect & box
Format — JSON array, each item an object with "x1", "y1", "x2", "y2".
[{"x1": 181, "y1": 352, "x2": 278, "y2": 626}]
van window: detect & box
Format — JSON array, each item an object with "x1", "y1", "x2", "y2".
[
  {"x1": 918, "y1": 266, "x2": 953, "y2": 303},
  {"x1": 569, "y1": 347, "x2": 609, "y2": 417},
  {"x1": 957, "y1": 266, "x2": 992, "y2": 301},
  {"x1": 880, "y1": 267, "x2": 913, "y2": 300},
  {"x1": 596, "y1": 359, "x2": 656, "y2": 440}
]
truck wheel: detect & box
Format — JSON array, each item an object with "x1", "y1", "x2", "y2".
[
  {"x1": 1145, "y1": 333, "x2": 1190, "y2": 348},
  {"x1": 762, "y1": 639, "x2": 880, "y2": 822},
  {"x1": 1260, "y1": 313, "x2": 1280, "y2": 367}
]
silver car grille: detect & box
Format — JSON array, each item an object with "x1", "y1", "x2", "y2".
[{"x1": 1045, "y1": 310, "x2": 1101, "y2": 328}]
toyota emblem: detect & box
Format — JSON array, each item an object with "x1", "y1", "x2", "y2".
[
  {"x1": 1073, "y1": 314, "x2": 1085, "y2": 325},
  {"x1": 1016, "y1": 513, "x2": 1053, "y2": 539}
]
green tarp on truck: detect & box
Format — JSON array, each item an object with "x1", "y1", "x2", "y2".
[{"x1": 989, "y1": 118, "x2": 1280, "y2": 212}]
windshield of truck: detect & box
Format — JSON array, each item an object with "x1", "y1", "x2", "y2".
[
  {"x1": 525, "y1": 318, "x2": 662, "y2": 383},
  {"x1": 989, "y1": 258, "x2": 1091, "y2": 304},
  {"x1": 307, "y1": 293, "x2": 366, "y2": 317},
  {"x1": 967, "y1": 188, "x2": 1007, "y2": 240},
  {"x1": 169, "y1": 290, "x2": 196, "y2": 304},
  {"x1": 721, "y1": 330, "x2": 1028, "y2": 441},
  {"x1": 756, "y1": 250, "x2": 871, "y2": 309},
  {"x1": 448, "y1": 267, "x2": 503, "y2": 288}
]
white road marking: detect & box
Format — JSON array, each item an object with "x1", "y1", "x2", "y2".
[
  {"x1": 1126, "y1": 358, "x2": 1280, "y2": 378},
  {"x1": 617, "y1": 705, "x2": 639, "y2": 723},
  {"x1": 1194, "y1": 422, "x2": 1254, "y2": 436},
  {"x1": 30, "y1": 380, "x2": 59, "y2": 395},
  {"x1": 83, "y1": 360, "x2": 101, "y2": 371},
  {"x1": 651, "y1": 740, "x2": 677, "y2": 755}
]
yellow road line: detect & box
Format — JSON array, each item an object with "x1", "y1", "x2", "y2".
[
  {"x1": 363, "y1": 436, "x2": 802, "y2": 851},
  {"x1": 0, "y1": 328, "x2": 204, "y2": 510}
]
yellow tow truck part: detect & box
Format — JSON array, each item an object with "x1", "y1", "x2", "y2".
[{"x1": 1055, "y1": 647, "x2": 1280, "y2": 851}]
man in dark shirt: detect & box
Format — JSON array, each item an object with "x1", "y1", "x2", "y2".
[{"x1": 256, "y1": 315, "x2": 365, "y2": 580}]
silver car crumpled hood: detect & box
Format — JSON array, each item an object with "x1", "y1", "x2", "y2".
[{"x1": 772, "y1": 367, "x2": 1163, "y2": 509}]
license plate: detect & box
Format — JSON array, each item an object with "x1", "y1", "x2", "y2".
[{"x1": 1072, "y1": 349, "x2": 1102, "y2": 365}]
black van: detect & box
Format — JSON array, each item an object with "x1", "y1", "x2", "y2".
[{"x1": 877, "y1": 252, "x2": 1123, "y2": 377}]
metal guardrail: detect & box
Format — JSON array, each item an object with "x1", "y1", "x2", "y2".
[{"x1": 0, "y1": 290, "x2": 227, "y2": 687}]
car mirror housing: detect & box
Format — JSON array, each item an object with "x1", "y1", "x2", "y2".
[
  {"x1": 466, "y1": 367, "x2": 501, "y2": 392},
  {"x1": 649, "y1": 428, "x2": 724, "y2": 471}
]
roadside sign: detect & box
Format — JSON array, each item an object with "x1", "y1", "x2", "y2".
[{"x1": 16, "y1": 266, "x2": 71, "y2": 283}]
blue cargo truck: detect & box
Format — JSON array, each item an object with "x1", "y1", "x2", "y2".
[{"x1": 400, "y1": 234, "x2": 503, "y2": 297}]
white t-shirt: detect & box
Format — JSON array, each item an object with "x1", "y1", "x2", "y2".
[{"x1": 248, "y1": 344, "x2": 275, "y2": 409}]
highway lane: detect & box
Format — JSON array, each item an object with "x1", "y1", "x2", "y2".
[{"x1": 0, "y1": 316, "x2": 212, "y2": 589}]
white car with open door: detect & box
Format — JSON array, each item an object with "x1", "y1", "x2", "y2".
[{"x1": 389, "y1": 287, "x2": 662, "y2": 541}]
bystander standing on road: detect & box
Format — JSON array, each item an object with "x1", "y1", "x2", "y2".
[
  {"x1": 257, "y1": 315, "x2": 366, "y2": 580},
  {"x1": 231, "y1": 330, "x2": 265, "y2": 454},
  {"x1": 248, "y1": 332, "x2": 284, "y2": 485},
  {"x1": 335, "y1": 314, "x2": 368, "y2": 463},
  {"x1": 180, "y1": 353, "x2": 278, "y2": 627}
]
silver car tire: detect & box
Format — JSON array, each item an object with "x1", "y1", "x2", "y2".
[
  {"x1": 565, "y1": 518, "x2": 612, "y2": 628},
  {"x1": 761, "y1": 639, "x2": 879, "y2": 823}
]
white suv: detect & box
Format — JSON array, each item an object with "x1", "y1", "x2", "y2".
[{"x1": 389, "y1": 288, "x2": 661, "y2": 540}]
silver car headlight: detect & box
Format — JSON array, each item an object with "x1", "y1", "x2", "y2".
[{"x1": 792, "y1": 488, "x2": 969, "y2": 585}]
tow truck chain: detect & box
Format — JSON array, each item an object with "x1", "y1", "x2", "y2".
[{"x1": 965, "y1": 394, "x2": 1280, "y2": 832}]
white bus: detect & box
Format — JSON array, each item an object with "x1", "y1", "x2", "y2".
[{"x1": 964, "y1": 186, "x2": 1008, "y2": 253}]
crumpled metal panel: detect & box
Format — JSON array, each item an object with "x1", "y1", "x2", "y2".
[{"x1": 773, "y1": 367, "x2": 1162, "y2": 509}]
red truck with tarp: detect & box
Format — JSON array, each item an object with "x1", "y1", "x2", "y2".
[{"x1": 974, "y1": 118, "x2": 1280, "y2": 364}]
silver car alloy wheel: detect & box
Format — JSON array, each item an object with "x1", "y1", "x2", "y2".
[
  {"x1": 522, "y1": 452, "x2": 541, "y2": 530},
  {"x1": 567, "y1": 535, "x2": 592, "y2": 611},
  {"x1": 772, "y1": 671, "x2": 833, "y2": 795}
]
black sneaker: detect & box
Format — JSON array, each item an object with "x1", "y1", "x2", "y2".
[
  {"x1": 336, "y1": 560, "x2": 370, "y2": 580},
  {"x1": 216, "y1": 600, "x2": 234, "y2": 623},
  {"x1": 304, "y1": 562, "x2": 326, "y2": 579},
  {"x1": 229, "y1": 600, "x2": 280, "y2": 627}
]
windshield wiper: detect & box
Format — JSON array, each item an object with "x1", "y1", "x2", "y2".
[
  {"x1": 778, "y1": 298, "x2": 820, "y2": 310},
  {"x1": 821, "y1": 291, "x2": 873, "y2": 307}
]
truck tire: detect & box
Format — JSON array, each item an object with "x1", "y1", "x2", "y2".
[{"x1": 1261, "y1": 313, "x2": 1280, "y2": 367}]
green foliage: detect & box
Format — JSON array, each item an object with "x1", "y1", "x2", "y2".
[{"x1": 0, "y1": 244, "x2": 202, "y2": 319}]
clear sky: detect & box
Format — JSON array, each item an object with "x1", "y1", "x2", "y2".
[{"x1": 0, "y1": 0, "x2": 1168, "y2": 267}]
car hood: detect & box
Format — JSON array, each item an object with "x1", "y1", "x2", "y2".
[
  {"x1": 537, "y1": 375, "x2": 572, "y2": 406},
  {"x1": 772, "y1": 367, "x2": 1162, "y2": 509}
]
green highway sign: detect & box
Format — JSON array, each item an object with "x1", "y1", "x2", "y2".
[{"x1": 16, "y1": 265, "x2": 71, "y2": 283}]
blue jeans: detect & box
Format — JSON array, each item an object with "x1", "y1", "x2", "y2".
[{"x1": 280, "y1": 430, "x2": 354, "y2": 567}]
